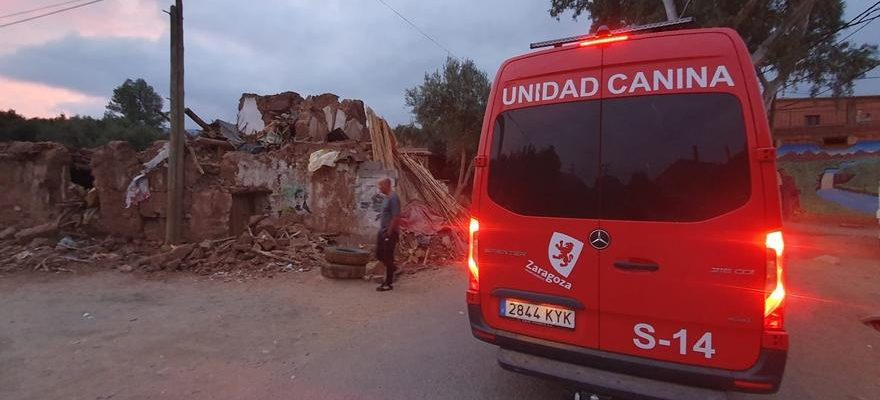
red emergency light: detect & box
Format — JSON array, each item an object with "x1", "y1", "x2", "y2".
[
  {"x1": 579, "y1": 35, "x2": 629, "y2": 47},
  {"x1": 529, "y1": 17, "x2": 694, "y2": 49}
]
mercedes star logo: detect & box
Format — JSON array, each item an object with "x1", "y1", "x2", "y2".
[{"x1": 589, "y1": 229, "x2": 611, "y2": 250}]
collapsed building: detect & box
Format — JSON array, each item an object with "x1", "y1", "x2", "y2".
[{"x1": 0, "y1": 92, "x2": 466, "y2": 272}]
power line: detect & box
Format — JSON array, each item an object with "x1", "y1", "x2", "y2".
[
  {"x1": 811, "y1": 1, "x2": 880, "y2": 45},
  {"x1": 845, "y1": 0, "x2": 880, "y2": 28},
  {"x1": 0, "y1": 0, "x2": 91, "y2": 20},
  {"x1": 836, "y1": 14, "x2": 880, "y2": 44},
  {"x1": 373, "y1": 0, "x2": 458, "y2": 59},
  {"x1": 0, "y1": 0, "x2": 104, "y2": 29}
]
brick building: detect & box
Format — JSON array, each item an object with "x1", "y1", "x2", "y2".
[{"x1": 772, "y1": 95, "x2": 880, "y2": 147}]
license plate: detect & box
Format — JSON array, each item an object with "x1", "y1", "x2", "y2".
[{"x1": 500, "y1": 299, "x2": 575, "y2": 329}]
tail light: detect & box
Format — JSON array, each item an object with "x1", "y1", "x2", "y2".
[
  {"x1": 467, "y1": 218, "x2": 480, "y2": 304},
  {"x1": 764, "y1": 231, "x2": 785, "y2": 330}
]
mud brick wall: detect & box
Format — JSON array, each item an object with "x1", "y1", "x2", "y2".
[
  {"x1": 90, "y1": 141, "x2": 145, "y2": 236},
  {"x1": 220, "y1": 145, "x2": 374, "y2": 236},
  {"x1": 91, "y1": 141, "x2": 232, "y2": 242},
  {"x1": 136, "y1": 142, "x2": 229, "y2": 242},
  {"x1": 0, "y1": 142, "x2": 71, "y2": 226},
  {"x1": 88, "y1": 140, "x2": 390, "y2": 242}
]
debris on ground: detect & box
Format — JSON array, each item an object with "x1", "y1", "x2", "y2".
[
  {"x1": 0, "y1": 90, "x2": 468, "y2": 280},
  {"x1": 0, "y1": 215, "x2": 338, "y2": 278}
]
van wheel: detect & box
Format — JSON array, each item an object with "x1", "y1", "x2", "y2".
[
  {"x1": 324, "y1": 247, "x2": 371, "y2": 266},
  {"x1": 321, "y1": 263, "x2": 366, "y2": 279}
]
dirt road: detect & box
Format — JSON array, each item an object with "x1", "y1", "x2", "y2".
[{"x1": 1, "y1": 223, "x2": 878, "y2": 400}]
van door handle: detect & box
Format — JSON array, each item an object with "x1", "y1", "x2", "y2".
[{"x1": 613, "y1": 260, "x2": 660, "y2": 272}]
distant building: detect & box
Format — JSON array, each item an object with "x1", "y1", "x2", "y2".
[{"x1": 772, "y1": 95, "x2": 880, "y2": 148}]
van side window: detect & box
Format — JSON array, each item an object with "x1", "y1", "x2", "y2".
[
  {"x1": 600, "y1": 93, "x2": 750, "y2": 222},
  {"x1": 488, "y1": 101, "x2": 601, "y2": 218}
]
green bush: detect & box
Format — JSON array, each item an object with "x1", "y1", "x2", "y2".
[{"x1": 0, "y1": 110, "x2": 164, "y2": 150}]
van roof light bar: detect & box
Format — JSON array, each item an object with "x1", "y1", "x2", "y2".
[{"x1": 529, "y1": 17, "x2": 695, "y2": 49}]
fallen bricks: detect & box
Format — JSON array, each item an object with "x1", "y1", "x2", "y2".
[{"x1": 0, "y1": 213, "x2": 340, "y2": 279}]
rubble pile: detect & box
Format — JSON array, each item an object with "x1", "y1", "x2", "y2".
[
  {"x1": 229, "y1": 90, "x2": 469, "y2": 255},
  {"x1": 165, "y1": 215, "x2": 339, "y2": 278},
  {"x1": 0, "y1": 215, "x2": 336, "y2": 279},
  {"x1": 396, "y1": 230, "x2": 460, "y2": 271},
  {"x1": 0, "y1": 230, "x2": 128, "y2": 274},
  {"x1": 227, "y1": 92, "x2": 369, "y2": 151},
  {"x1": 1, "y1": 90, "x2": 468, "y2": 278}
]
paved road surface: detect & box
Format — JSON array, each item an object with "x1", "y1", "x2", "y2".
[{"x1": 1, "y1": 224, "x2": 878, "y2": 400}]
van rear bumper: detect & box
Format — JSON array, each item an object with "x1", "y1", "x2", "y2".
[
  {"x1": 499, "y1": 348, "x2": 727, "y2": 400},
  {"x1": 469, "y1": 303, "x2": 786, "y2": 395}
]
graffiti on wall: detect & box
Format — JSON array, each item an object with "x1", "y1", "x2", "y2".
[
  {"x1": 777, "y1": 140, "x2": 879, "y2": 218},
  {"x1": 280, "y1": 183, "x2": 311, "y2": 214},
  {"x1": 778, "y1": 139, "x2": 880, "y2": 158}
]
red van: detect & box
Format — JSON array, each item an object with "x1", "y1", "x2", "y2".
[{"x1": 467, "y1": 22, "x2": 788, "y2": 399}]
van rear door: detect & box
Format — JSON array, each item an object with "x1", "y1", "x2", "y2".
[
  {"x1": 597, "y1": 32, "x2": 767, "y2": 370},
  {"x1": 477, "y1": 50, "x2": 603, "y2": 350}
]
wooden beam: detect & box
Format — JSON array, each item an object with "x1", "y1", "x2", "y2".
[{"x1": 185, "y1": 107, "x2": 211, "y2": 131}]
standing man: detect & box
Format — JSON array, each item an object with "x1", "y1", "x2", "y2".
[{"x1": 376, "y1": 178, "x2": 401, "y2": 291}]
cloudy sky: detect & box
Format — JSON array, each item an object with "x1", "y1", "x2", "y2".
[{"x1": 0, "y1": 0, "x2": 878, "y2": 126}]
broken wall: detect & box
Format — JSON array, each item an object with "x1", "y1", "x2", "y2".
[
  {"x1": 220, "y1": 143, "x2": 394, "y2": 238},
  {"x1": 91, "y1": 140, "x2": 233, "y2": 242},
  {"x1": 237, "y1": 92, "x2": 367, "y2": 143},
  {"x1": 237, "y1": 94, "x2": 266, "y2": 135},
  {"x1": 0, "y1": 142, "x2": 72, "y2": 226},
  {"x1": 91, "y1": 141, "x2": 147, "y2": 236},
  {"x1": 84, "y1": 139, "x2": 395, "y2": 243}
]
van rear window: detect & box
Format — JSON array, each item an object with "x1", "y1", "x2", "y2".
[
  {"x1": 487, "y1": 93, "x2": 750, "y2": 222},
  {"x1": 488, "y1": 101, "x2": 601, "y2": 219}
]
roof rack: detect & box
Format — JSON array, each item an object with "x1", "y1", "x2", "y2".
[{"x1": 529, "y1": 17, "x2": 695, "y2": 49}]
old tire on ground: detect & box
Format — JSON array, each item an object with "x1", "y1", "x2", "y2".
[
  {"x1": 324, "y1": 247, "x2": 371, "y2": 266},
  {"x1": 321, "y1": 263, "x2": 366, "y2": 279}
]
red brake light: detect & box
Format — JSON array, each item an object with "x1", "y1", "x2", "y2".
[
  {"x1": 766, "y1": 231, "x2": 784, "y2": 255},
  {"x1": 579, "y1": 35, "x2": 628, "y2": 47},
  {"x1": 764, "y1": 231, "x2": 785, "y2": 330},
  {"x1": 467, "y1": 218, "x2": 480, "y2": 300}
]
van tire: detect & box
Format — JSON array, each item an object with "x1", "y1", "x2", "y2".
[
  {"x1": 324, "y1": 247, "x2": 371, "y2": 266},
  {"x1": 321, "y1": 263, "x2": 366, "y2": 279}
]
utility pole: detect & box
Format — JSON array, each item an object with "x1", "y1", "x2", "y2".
[{"x1": 166, "y1": 0, "x2": 184, "y2": 244}]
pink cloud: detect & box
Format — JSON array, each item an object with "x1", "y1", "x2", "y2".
[
  {"x1": 0, "y1": 76, "x2": 105, "y2": 118},
  {"x1": 0, "y1": 0, "x2": 165, "y2": 54}
]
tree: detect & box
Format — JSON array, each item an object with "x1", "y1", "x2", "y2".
[
  {"x1": 105, "y1": 78, "x2": 166, "y2": 129},
  {"x1": 394, "y1": 123, "x2": 433, "y2": 148},
  {"x1": 405, "y1": 57, "x2": 491, "y2": 199},
  {"x1": 548, "y1": 0, "x2": 880, "y2": 111}
]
